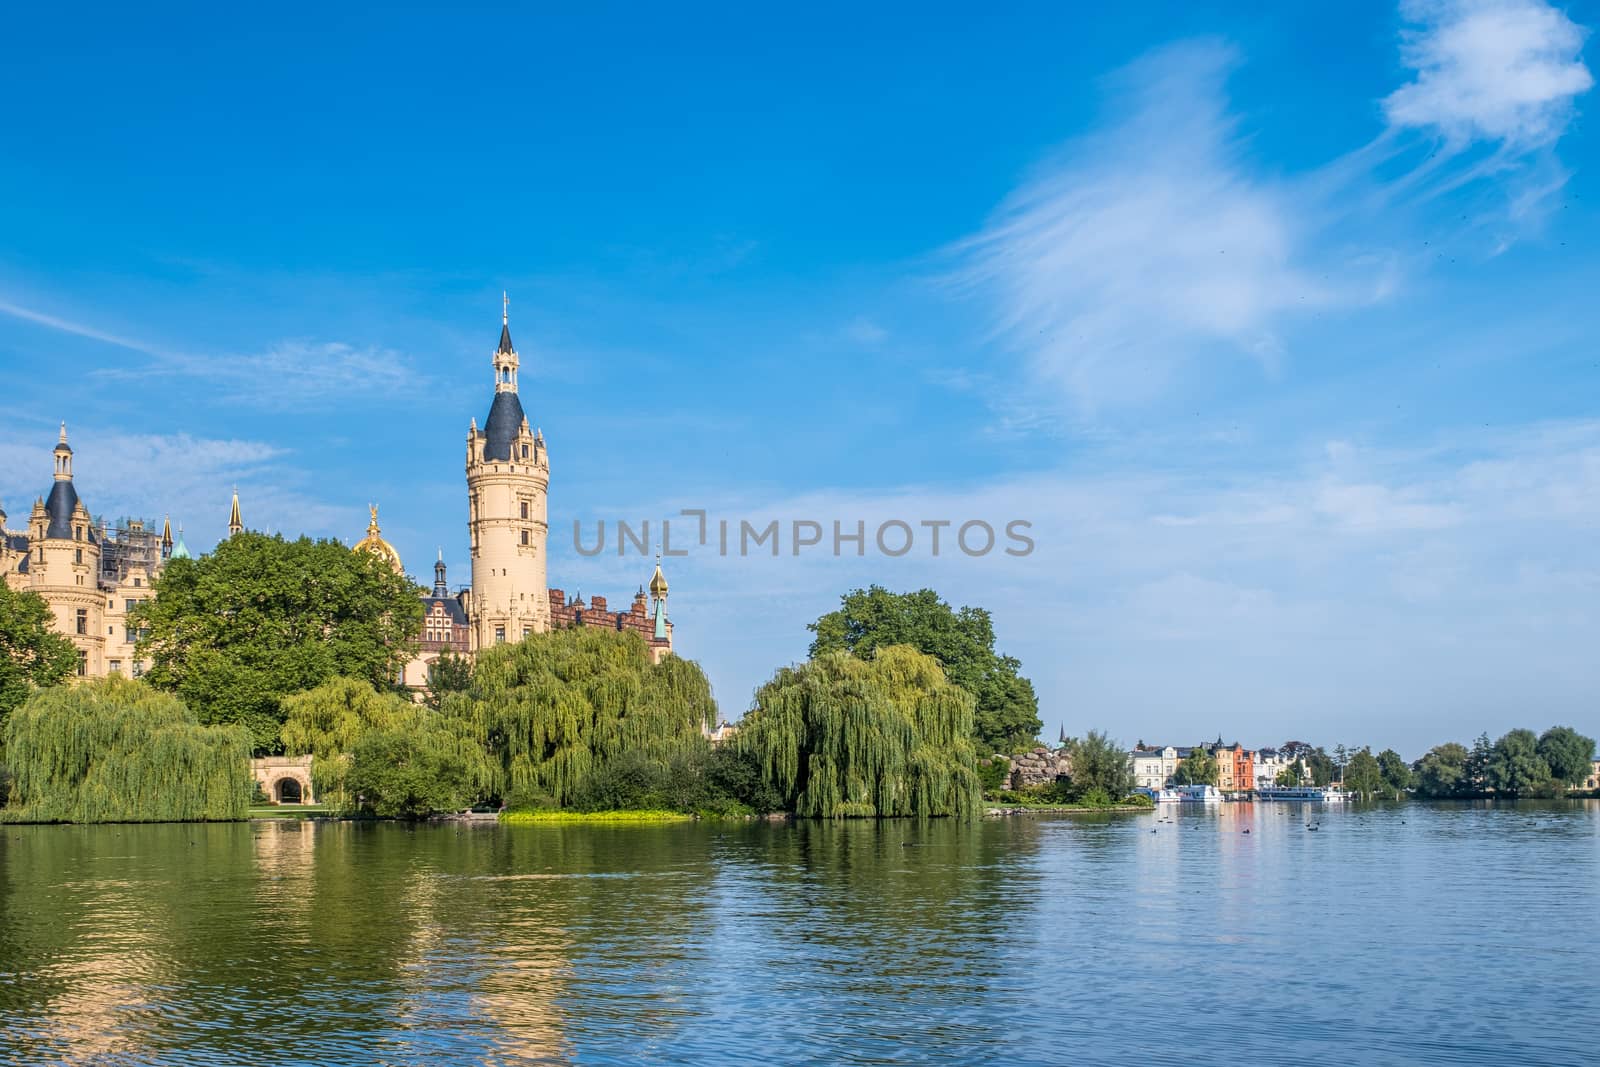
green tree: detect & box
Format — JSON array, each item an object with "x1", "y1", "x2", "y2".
[
  {"x1": 2, "y1": 676, "x2": 250, "y2": 822},
  {"x1": 0, "y1": 583, "x2": 77, "y2": 728},
  {"x1": 455, "y1": 627, "x2": 717, "y2": 809},
  {"x1": 133, "y1": 532, "x2": 423, "y2": 751},
  {"x1": 344, "y1": 725, "x2": 478, "y2": 819},
  {"x1": 1304, "y1": 747, "x2": 1336, "y2": 787},
  {"x1": 1413, "y1": 742, "x2": 1471, "y2": 798},
  {"x1": 1376, "y1": 748, "x2": 1413, "y2": 799},
  {"x1": 1465, "y1": 732, "x2": 1494, "y2": 793},
  {"x1": 1333, "y1": 744, "x2": 1351, "y2": 783},
  {"x1": 1173, "y1": 746, "x2": 1219, "y2": 786},
  {"x1": 808, "y1": 586, "x2": 1041, "y2": 753},
  {"x1": 1274, "y1": 760, "x2": 1304, "y2": 787},
  {"x1": 1487, "y1": 729, "x2": 1549, "y2": 797},
  {"x1": 737, "y1": 645, "x2": 981, "y2": 818},
  {"x1": 1344, "y1": 747, "x2": 1384, "y2": 799},
  {"x1": 1536, "y1": 726, "x2": 1597, "y2": 790},
  {"x1": 424, "y1": 652, "x2": 474, "y2": 711},
  {"x1": 278, "y1": 677, "x2": 466, "y2": 809},
  {"x1": 1066, "y1": 730, "x2": 1135, "y2": 801}
]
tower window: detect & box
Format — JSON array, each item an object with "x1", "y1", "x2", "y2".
[
  {"x1": 521, "y1": 530, "x2": 529, "y2": 546},
  {"x1": 520, "y1": 501, "x2": 529, "y2": 520},
  {"x1": 133, "y1": 577, "x2": 141, "y2": 588},
  {"x1": 76, "y1": 609, "x2": 87, "y2": 635},
  {"x1": 521, "y1": 444, "x2": 529, "y2": 459},
  {"x1": 77, "y1": 651, "x2": 87, "y2": 676},
  {"x1": 75, "y1": 548, "x2": 83, "y2": 564}
]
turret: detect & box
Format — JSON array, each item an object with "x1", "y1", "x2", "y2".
[
  {"x1": 54, "y1": 422, "x2": 72, "y2": 481},
  {"x1": 228, "y1": 489, "x2": 242, "y2": 537},
  {"x1": 434, "y1": 549, "x2": 449, "y2": 598},
  {"x1": 649, "y1": 556, "x2": 669, "y2": 641}
]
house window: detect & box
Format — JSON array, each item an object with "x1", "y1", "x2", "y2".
[
  {"x1": 133, "y1": 577, "x2": 141, "y2": 588},
  {"x1": 126, "y1": 627, "x2": 137, "y2": 642},
  {"x1": 109, "y1": 660, "x2": 122, "y2": 674},
  {"x1": 126, "y1": 599, "x2": 137, "y2": 613},
  {"x1": 76, "y1": 609, "x2": 87, "y2": 635},
  {"x1": 495, "y1": 626, "x2": 505, "y2": 644},
  {"x1": 77, "y1": 651, "x2": 87, "y2": 676},
  {"x1": 522, "y1": 627, "x2": 531, "y2": 639}
]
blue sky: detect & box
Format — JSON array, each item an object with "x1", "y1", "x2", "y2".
[{"x1": 2, "y1": 0, "x2": 1596, "y2": 755}]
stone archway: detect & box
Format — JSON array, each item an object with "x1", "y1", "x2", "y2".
[{"x1": 250, "y1": 755, "x2": 316, "y2": 806}]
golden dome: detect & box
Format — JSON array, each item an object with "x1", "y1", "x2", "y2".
[
  {"x1": 648, "y1": 556, "x2": 668, "y2": 598},
  {"x1": 354, "y1": 504, "x2": 403, "y2": 573}
]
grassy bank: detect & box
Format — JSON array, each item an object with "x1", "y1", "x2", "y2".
[
  {"x1": 249, "y1": 805, "x2": 331, "y2": 819},
  {"x1": 501, "y1": 809, "x2": 696, "y2": 825}
]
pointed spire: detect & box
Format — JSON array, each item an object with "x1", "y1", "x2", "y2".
[
  {"x1": 497, "y1": 290, "x2": 515, "y2": 355},
  {"x1": 228, "y1": 487, "x2": 242, "y2": 536},
  {"x1": 58, "y1": 421, "x2": 68, "y2": 445},
  {"x1": 433, "y1": 548, "x2": 449, "y2": 598}
]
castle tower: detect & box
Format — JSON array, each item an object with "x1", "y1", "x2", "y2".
[
  {"x1": 467, "y1": 294, "x2": 550, "y2": 649},
  {"x1": 26, "y1": 423, "x2": 104, "y2": 675}
]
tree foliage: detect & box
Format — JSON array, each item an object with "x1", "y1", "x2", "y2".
[
  {"x1": 1412, "y1": 743, "x2": 1471, "y2": 798},
  {"x1": 737, "y1": 645, "x2": 981, "y2": 819},
  {"x1": 808, "y1": 586, "x2": 1041, "y2": 754},
  {"x1": 343, "y1": 726, "x2": 479, "y2": 819},
  {"x1": 1376, "y1": 748, "x2": 1412, "y2": 799},
  {"x1": 1066, "y1": 730, "x2": 1135, "y2": 799},
  {"x1": 452, "y1": 627, "x2": 718, "y2": 809},
  {"x1": 1486, "y1": 729, "x2": 1549, "y2": 797},
  {"x1": 1, "y1": 677, "x2": 250, "y2": 822},
  {"x1": 133, "y1": 532, "x2": 423, "y2": 752},
  {"x1": 1173, "y1": 747, "x2": 1219, "y2": 786},
  {"x1": 425, "y1": 652, "x2": 474, "y2": 711},
  {"x1": 277, "y1": 676, "x2": 484, "y2": 811},
  {"x1": 1344, "y1": 747, "x2": 1384, "y2": 799},
  {"x1": 0, "y1": 583, "x2": 77, "y2": 727},
  {"x1": 1536, "y1": 726, "x2": 1596, "y2": 787},
  {"x1": 1274, "y1": 760, "x2": 1304, "y2": 787}
]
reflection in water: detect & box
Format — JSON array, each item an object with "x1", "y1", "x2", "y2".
[{"x1": 1, "y1": 803, "x2": 1597, "y2": 1065}]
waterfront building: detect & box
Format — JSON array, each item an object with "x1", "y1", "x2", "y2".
[
  {"x1": 0, "y1": 424, "x2": 180, "y2": 679},
  {"x1": 1131, "y1": 745, "x2": 1182, "y2": 790},
  {"x1": 1210, "y1": 740, "x2": 1254, "y2": 793}
]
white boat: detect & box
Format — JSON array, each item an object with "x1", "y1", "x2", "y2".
[{"x1": 1255, "y1": 785, "x2": 1350, "y2": 802}]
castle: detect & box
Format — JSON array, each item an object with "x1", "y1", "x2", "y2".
[
  {"x1": 1, "y1": 297, "x2": 674, "y2": 686},
  {"x1": 0, "y1": 425, "x2": 193, "y2": 678}
]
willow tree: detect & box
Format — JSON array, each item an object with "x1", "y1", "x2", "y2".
[
  {"x1": 737, "y1": 645, "x2": 981, "y2": 819},
  {"x1": 281, "y1": 676, "x2": 493, "y2": 812},
  {"x1": 2, "y1": 676, "x2": 250, "y2": 822},
  {"x1": 451, "y1": 627, "x2": 717, "y2": 808}
]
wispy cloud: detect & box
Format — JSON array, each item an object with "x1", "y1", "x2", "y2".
[
  {"x1": 957, "y1": 41, "x2": 1363, "y2": 415},
  {"x1": 0, "y1": 298, "x2": 173, "y2": 358},
  {"x1": 956, "y1": 1, "x2": 1592, "y2": 419}
]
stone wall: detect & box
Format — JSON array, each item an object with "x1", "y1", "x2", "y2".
[{"x1": 1005, "y1": 746, "x2": 1072, "y2": 789}]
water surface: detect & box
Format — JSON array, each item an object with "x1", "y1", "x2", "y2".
[{"x1": 1, "y1": 801, "x2": 1595, "y2": 1065}]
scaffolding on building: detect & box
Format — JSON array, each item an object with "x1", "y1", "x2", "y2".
[{"x1": 96, "y1": 516, "x2": 167, "y2": 589}]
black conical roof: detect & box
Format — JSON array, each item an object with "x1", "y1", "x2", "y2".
[
  {"x1": 482, "y1": 391, "x2": 526, "y2": 461},
  {"x1": 498, "y1": 321, "x2": 515, "y2": 355},
  {"x1": 44, "y1": 480, "x2": 81, "y2": 540}
]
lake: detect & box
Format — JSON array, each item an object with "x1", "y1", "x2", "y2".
[{"x1": 1, "y1": 801, "x2": 1595, "y2": 1066}]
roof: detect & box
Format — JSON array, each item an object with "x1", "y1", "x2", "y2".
[
  {"x1": 498, "y1": 321, "x2": 515, "y2": 355},
  {"x1": 44, "y1": 480, "x2": 88, "y2": 541},
  {"x1": 421, "y1": 594, "x2": 468, "y2": 626},
  {"x1": 481, "y1": 391, "x2": 526, "y2": 462}
]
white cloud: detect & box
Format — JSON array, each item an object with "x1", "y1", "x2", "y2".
[
  {"x1": 957, "y1": 41, "x2": 1374, "y2": 415},
  {"x1": 1384, "y1": 0, "x2": 1593, "y2": 147}
]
